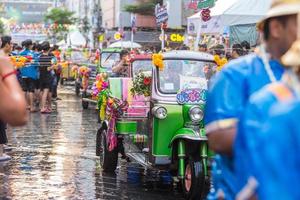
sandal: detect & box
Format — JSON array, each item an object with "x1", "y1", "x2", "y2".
[{"x1": 40, "y1": 108, "x2": 51, "y2": 114}]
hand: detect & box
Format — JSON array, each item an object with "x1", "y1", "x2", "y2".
[{"x1": 47, "y1": 66, "x2": 53, "y2": 71}]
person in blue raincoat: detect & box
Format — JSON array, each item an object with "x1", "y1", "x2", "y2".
[
  {"x1": 204, "y1": 1, "x2": 299, "y2": 199},
  {"x1": 255, "y1": 102, "x2": 300, "y2": 200},
  {"x1": 235, "y1": 39, "x2": 300, "y2": 200}
]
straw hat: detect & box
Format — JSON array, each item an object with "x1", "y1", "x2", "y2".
[
  {"x1": 281, "y1": 40, "x2": 300, "y2": 68},
  {"x1": 258, "y1": 0, "x2": 300, "y2": 30}
]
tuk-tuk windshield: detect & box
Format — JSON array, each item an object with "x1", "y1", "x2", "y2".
[
  {"x1": 132, "y1": 60, "x2": 153, "y2": 78},
  {"x1": 101, "y1": 52, "x2": 121, "y2": 71},
  {"x1": 158, "y1": 59, "x2": 215, "y2": 94}
]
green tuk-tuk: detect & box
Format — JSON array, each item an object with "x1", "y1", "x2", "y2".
[
  {"x1": 97, "y1": 50, "x2": 216, "y2": 199},
  {"x1": 81, "y1": 48, "x2": 123, "y2": 109}
]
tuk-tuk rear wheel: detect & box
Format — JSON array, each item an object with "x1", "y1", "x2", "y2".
[
  {"x1": 82, "y1": 101, "x2": 89, "y2": 109},
  {"x1": 181, "y1": 158, "x2": 205, "y2": 200},
  {"x1": 81, "y1": 92, "x2": 89, "y2": 109},
  {"x1": 99, "y1": 129, "x2": 118, "y2": 173}
]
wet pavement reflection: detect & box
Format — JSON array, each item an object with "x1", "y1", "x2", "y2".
[{"x1": 2, "y1": 87, "x2": 183, "y2": 199}]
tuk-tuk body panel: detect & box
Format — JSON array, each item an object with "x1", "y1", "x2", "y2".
[
  {"x1": 108, "y1": 78, "x2": 123, "y2": 99},
  {"x1": 116, "y1": 121, "x2": 138, "y2": 135},
  {"x1": 152, "y1": 103, "x2": 184, "y2": 156}
]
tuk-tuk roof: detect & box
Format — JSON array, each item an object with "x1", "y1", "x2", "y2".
[
  {"x1": 101, "y1": 48, "x2": 123, "y2": 53},
  {"x1": 162, "y1": 50, "x2": 214, "y2": 61},
  {"x1": 130, "y1": 54, "x2": 152, "y2": 61}
]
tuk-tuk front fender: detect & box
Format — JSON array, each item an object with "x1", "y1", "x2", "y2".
[{"x1": 169, "y1": 128, "x2": 207, "y2": 148}]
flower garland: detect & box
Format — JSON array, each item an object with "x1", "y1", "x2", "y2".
[
  {"x1": 152, "y1": 53, "x2": 164, "y2": 71},
  {"x1": 71, "y1": 65, "x2": 79, "y2": 78},
  {"x1": 97, "y1": 89, "x2": 110, "y2": 121},
  {"x1": 78, "y1": 66, "x2": 91, "y2": 78},
  {"x1": 78, "y1": 66, "x2": 91, "y2": 90},
  {"x1": 105, "y1": 97, "x2": 128, "y2": 151},
  {"x1": 92, "y1": 73, "x2": 109, "y2": 99},
  {"x1": 131, "y1": 72, "x2": 152, "y2": 97},
  {"x1": 97, "y1": 90, "x2": 129, "y2": 152},
  {"x1": 214, "y1": 55, "x2": 228, "y2": 72},
  {"x1": 91, "y1": 73, "x2": 109, "y2": 120}
]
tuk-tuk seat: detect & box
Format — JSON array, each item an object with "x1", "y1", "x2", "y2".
[{"x1": 109, "y1": 77, "x2": 150, "y2": 118}]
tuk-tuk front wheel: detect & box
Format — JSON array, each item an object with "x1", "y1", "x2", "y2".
[
  {"x1": 182, "y1": 158, "x2": 205, "y2": 200},
  {"x1": 82, "y1": 101, "x2": 89, "y2": 109},
  {"x1": 99, "y1": 128, "x2": 118, "y2": 173}
]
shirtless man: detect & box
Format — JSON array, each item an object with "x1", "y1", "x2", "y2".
[{"x1": 0, "y1": 53, "x2": 27, "y2": 125}]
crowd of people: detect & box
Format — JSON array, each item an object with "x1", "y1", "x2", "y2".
[
  {"x1": 0, "y1": 0, "x2": 300, "y2": 199},
  {"x1": 205, "y1": 0, "x2": 300, "y2": 199},
  {"x1": 0, "y1": 36, "x2": 62, "y2": 161}
]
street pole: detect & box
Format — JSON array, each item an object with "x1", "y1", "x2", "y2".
[
  {"x1": 161, "y1": 22, "x2": 167, "y2": 51},
  {"x1": 194, "y1": 18, "x2": 202, "y2": 51},
  {"x1": 161, "y1": 27, "x2": 165, "y2": 51},
  {"x1": 130, "y1": 13, "x2": 135, "y2": 50},
  {"x1": 131, "y1": 30, "x2": 134, "y2": 50}
]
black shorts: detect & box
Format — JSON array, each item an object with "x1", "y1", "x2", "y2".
[
  {"x1": 34, "y1": 79, "x2": 40, "y2": 90},
  {"x1": 40, "y1": 78, "x2": 52, "y2": 90},
  {"x1": 21, "y1": 78, "x2": 35, "y2": 92},
  {"x1": 0, "y1": 121, "x2": 7, "y2": 145}
]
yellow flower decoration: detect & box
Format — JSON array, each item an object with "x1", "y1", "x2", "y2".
[
  {"x1": 10, "y1": 56, "x2": 28, "y2": 69},
  {"x1": 61, "y1": 62, "x2": 69, "y2": 68},
  {"x1": 152, "y1": 53, "x2": 164, "y2": 71},
  {"x1": 214, "y1": 55, "x2": 228, "y2": 72}
]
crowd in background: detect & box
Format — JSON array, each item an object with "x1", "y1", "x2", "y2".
[{"x1": 0, "y1": 35, "x2": 62, "y2": 161}]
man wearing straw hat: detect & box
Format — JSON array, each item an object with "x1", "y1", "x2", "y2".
[
  {"x1": 204, "y1": 0, "x2": 300, "y2": 199},
  {"x1": 234, "y1": 12, "x2": 300, "y2": 200}
]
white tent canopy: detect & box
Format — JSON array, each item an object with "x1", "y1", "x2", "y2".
[
  {"x1": 187, "y1": 0, "x2": 272, "y2": 34},
  {"x1": 108, "y1": 41, "x2": 142, "y2": 49},
  {"x1": 57, "y1": 30, "x2": 87, "y2": 47}
]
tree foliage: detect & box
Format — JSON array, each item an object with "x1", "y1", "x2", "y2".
[
  {"x1": 44, "y1": 8, "x2": 76, "y2": 25},
  {"x1": 0, "y1": 19, "x2": 4, "y2": 35},
  {"x1": 124, "y1": 0, "x2": 163, "y2": 16},
  {"x1": 44, "y1": 8, "x2": 76, "y2": 34},
  {"x1": 44, "y1": 8, "x2": 76, "y2": 42}
]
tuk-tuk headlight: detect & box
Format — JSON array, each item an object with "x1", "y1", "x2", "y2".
[
  {"x1": 189, "y1": 106, "x2": 204, "y2": 123},
  {"x1": 152, "y1": 106, "x2": 167, "y2": 119}
]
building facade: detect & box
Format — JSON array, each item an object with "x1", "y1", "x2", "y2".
[
  {"x1": 65, "y1": 0, "x2": 102, "y2": 48},
  {"x1": 0, "y1": 0, "x2": 65, "y2": 23},
  {"x1": 64, "y1": 0, "x2": 193, "y2": 48},
  {"x1": 101, "y1": 0, "x2": 156, "y2": 29}
]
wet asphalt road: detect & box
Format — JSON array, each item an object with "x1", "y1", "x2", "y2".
[{"x1": 1, "y1": 86, "x2": 184, "y2": 200}]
